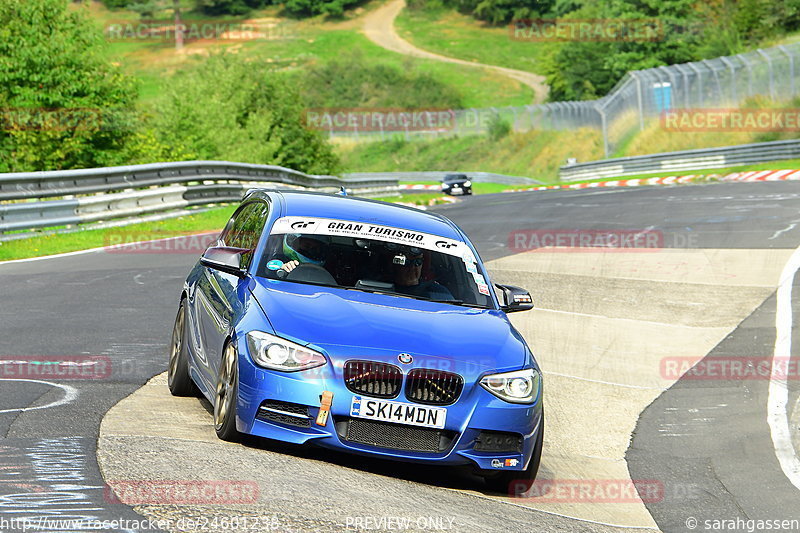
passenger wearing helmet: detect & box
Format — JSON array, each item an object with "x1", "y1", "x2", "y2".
[
  {"x1": 278, "y1": 233, "x2": 331, "y2": 274},
  {"x1": 390, "y1": 248, "x2": 454, "y2": 301}
]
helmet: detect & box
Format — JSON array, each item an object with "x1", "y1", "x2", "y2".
[{"x1": 283, "y1": 234, "x2": 330, "y2": 265}]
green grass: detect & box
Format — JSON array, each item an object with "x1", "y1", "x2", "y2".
[
  {"x1": 0, "y1": 206, "x2": 237, "y2": 262},
  {"x1": 373, "y1": 192, "x2": 446, "y2": 204},
  {"x1": 395, "y1": 7, "x2": 545, "y2": 76}
]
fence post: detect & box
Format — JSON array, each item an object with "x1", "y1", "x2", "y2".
[
  {"x1": 631, "y1": 72, "x2": 645, "y2": 131},
  {"x1": 757, "y1": 49, "x2": 775, "y2": 99},
  {"x1": 720, "y1": 56, "x2": 738, "y2": 103},
  {"x1": 597, "y1": 104, "x2": 609, "y2": 157},
  {"x1": 738, "y1": 53, "x2": 755, "y2": 96},
  {"x1": 688, "y1": 62, "x2": 704, "y2": 107},
  {"x1": 779, "y1": 45, "x2": 795, "y2": 97},
  {"x1": 674, "y1": 64, "x2": 691, "y2": 108}
]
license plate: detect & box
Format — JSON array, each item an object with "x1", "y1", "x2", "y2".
[
  {"x1": 350, "y1": 396, "x2": 447, "y2": 429},
  {"x1": 451, "y1": 188, "x2": 462, "y2": 194}
]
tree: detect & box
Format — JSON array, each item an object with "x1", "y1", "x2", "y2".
[
  {"x1": 0, "y1": 0, "x2": 140, "y2": 171},
  {"x1": 196, "y1": 0, "x2": 270, "y2": 16},
  {"x1": 127, "y1": 0, "x2": 185, "y2": 49},
  {"x1": 152, "y1": 53, "x2": 339, "y2": 174},
  {"x1": 540, "y1": 0, "x2": 702, "y2": 101}
]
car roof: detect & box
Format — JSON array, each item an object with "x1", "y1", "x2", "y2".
[{"x1": 252, "y1": 190, "x2": 464, "y2": 240}]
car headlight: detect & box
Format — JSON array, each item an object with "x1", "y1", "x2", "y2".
[
  {"x1": 442, "y1": 183, "x2": 450, "y2": 188},
  {"x1": 463, "y1": 180, "x2": 471, "y2": 187},
  {"x1": 246, "y1": 331, "x2": 326, "y2": 372},
  {"x1": 480, "y1": 368, "x2": 541, "y2": 404}
]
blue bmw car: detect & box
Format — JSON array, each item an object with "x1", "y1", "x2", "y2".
[{"x1": 169, "y1": 189, "x2": 543, "y2": 492}]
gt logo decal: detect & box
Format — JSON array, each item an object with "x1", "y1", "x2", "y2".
[
  {"x1": 291, "y1": 221, "x2": 314, "y2": 230},
  {"x1": 435, "y1": 241, "x2": 457, "y2": 249}
]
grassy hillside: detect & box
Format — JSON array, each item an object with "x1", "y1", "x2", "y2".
[
  {"x1": 337, "y1": 128, "x2": 604, "y2": 182},
  {"x1": 395, "y1": 6, "x2": 545, "y2": 75},
  {"x1": 85, "y1": 1, "x2": 534, "y2": 108}
]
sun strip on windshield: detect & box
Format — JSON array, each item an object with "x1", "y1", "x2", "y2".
[{"x1": 271, "y1": 216, "x2": 476, "y2": 262}]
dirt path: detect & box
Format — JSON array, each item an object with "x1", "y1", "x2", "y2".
[{"x1": 362, "y1": 0, "x2": 549, "y2": 104}]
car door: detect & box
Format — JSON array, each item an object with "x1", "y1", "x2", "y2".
[{"x1": 202, "y1": 201, "x2": 270, "y2": 384}]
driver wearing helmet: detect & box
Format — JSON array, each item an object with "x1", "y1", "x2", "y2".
[{"x1": 279, "y1": 233, "x2": 331, "y2": 274}]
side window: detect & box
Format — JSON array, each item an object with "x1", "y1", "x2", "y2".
[
  {"x1": 239, "y1": 202, "x2": 270, "y2": 253},
  {"x1": 219, "y1": 201, "x2": 270, "y2": 268},
  {"x1": 219, "y1": 204, "x2": 256, "y2": 249}
]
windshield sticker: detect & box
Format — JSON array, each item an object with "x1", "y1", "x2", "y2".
[
  {"x1": 266, "y1": 259, "x2": 284, "y2": 271},
  {"x1": 461, "y1": 248, "x2": 477, "y2": 264},
  {"x1": 472, "y1": 273, "x2": 487, "y2": 286},
  {"x1": 465, "y1": 262, "x2": 478, "y2": 274},
  {"x1": 477, "y1": 283, "x2": 490, "y2": 296},
  {"x1": 271, "y1": 216, "x2": 467, "y2": 257}
]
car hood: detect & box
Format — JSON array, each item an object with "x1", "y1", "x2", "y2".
[{"x1": 250, "y1": 278, "x2": 528, "y2": 373}]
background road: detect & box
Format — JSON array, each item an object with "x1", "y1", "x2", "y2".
[
  {"x1": 362, "y1": 0, "x2": 549, "y2": 103},
  {"x1": 1, "y1": 181, "x2": 799, "y2": 532}
]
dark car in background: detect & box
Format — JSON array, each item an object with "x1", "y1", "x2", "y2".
[{"x1": 441, "y1": 174, "x2": 473, "y2": 196}]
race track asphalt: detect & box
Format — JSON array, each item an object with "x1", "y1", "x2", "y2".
[{"x1": 2, "y1": 181, "x2": 799, "y2": 532}]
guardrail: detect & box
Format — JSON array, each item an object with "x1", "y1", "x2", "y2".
[
  {"x1": 559, "y1": 139, "x2": 800, "y2": 181},
  {"x1": 0, "y1": 161, "x2": 399, "y2": 234}
]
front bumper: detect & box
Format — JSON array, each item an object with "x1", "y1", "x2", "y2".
[
  {"x1": 234, "y1": 338, "x2": 542, "y2": 472},
  {"x1": 442, "y1": 186, "x2": 472, "y2": 196}
]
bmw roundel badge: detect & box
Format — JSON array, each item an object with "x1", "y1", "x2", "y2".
[{"x1": 398, "y1": 353, "x2": 413, "y2": 364}]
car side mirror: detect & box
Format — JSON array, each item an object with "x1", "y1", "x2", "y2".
[
  {"x1": 495, "y1": 284, "x2": 534, "y2": 312},
  {"x1": 200, "y1": 246, "x2": 249, "y2": 278}
]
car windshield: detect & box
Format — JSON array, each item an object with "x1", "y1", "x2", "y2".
[{"x1": 256, "y1": 217, "x2": 494, "y2": 308}]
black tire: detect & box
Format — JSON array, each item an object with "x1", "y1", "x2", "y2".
[
  {"x1": 483, "y1": 412, "x2": 544, "y2": 495},
  {"x1": 214, "y1": 342, "x2": 241, "y2": 441},
  {"x1": 168, "y1": 300, "x2": 195, "y2": 396}
]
